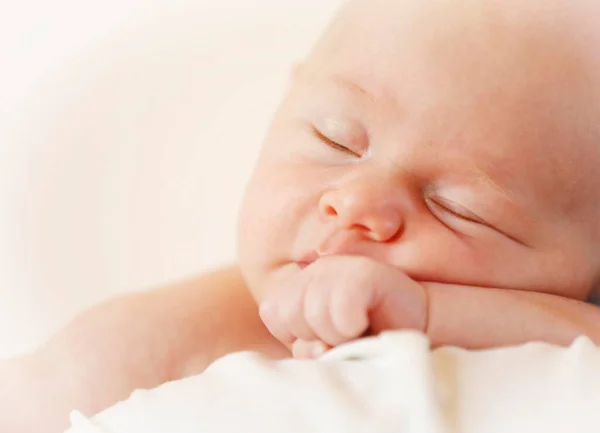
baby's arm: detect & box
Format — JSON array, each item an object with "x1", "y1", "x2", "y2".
[
  {"x1": 260, "y1": 255, "x2": 600, "y2": 356},
  {"x1": 0, "y1": 267, "x2": 286, "y2": 433},
  {"x1": 425, "y1": 283, "x2": 600, "y2": 349}
]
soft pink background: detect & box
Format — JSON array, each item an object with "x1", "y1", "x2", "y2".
[{"x1": 0, "y1": 0, "x2": 341, "y2": 358}]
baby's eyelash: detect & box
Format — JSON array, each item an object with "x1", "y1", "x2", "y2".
[
  {"x1": 311, "y1": 126, "x2": 358, "y2": 156},
  {"x1": 427, "y1": 195, "x2": 531, "y2": 247},
  {"x1": 429, "y1": 197, "x2": 488, "y2": 225}
]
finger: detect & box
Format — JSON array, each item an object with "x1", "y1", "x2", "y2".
[
  {"x1": 292, "y1": 339, "x2": 313, "y2": 359},
  {"x1": 280, "y1": 279, "x2": 320, "y2": 343},
  {"x1": 330, "y1": 279, "x2": 371, "y2": 340},
  {"x1": 292, "y1": 339, "x2": 331, "y2": 359},
  {"x1": 259, "y1": 270, "x2": 315, "y2": 345},
  {"x1": 303, "y1": 282, "x2": 347, "y2": 347},
  {"x1": 259, "y1": 298, "x2": 294, "y2": 344}
]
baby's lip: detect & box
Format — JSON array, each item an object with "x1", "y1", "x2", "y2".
[
  {"x1": 296, "y1": 250, "x2": 321, "y2": 269},
  {"x1": 296, "y1": 231, "x2": 361, "y2": 269}
]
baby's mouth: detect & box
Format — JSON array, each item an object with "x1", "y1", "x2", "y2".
[
  {"x1": 296, "y1": 232, "x2": 361, "y2": 269},
  {"x1": 296, "y1": 250, "x2": 320, "y2": 269}
]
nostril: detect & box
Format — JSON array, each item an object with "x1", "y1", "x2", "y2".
[{"x1": 322, "y1": 204, "x2": 338, "y2": 217}]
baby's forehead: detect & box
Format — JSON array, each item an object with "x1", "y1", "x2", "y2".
[
  {"x1": 322, "y1": 0, "x2": 600, "y2": 67},
  {"x1": 311, "y1": 0, "x2": 599, "y2": 115}
]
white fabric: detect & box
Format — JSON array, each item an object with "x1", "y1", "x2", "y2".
[
  {"x1": 65, "y1": 332, "x2": 600, "y2": 433},
  {"x1": 0, "y1": 0, "x2": 341, "y2": 358}
]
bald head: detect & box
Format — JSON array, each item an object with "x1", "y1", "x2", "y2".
[{"x1": 313, "y1": 0, "x2": 600, "y2": 81}]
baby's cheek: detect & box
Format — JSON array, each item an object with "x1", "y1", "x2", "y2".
[
  {"x1": 417, "y1": 232, "x2": 539, "y2": 291},
  {"x1": 237, "y1": 163, "x2": 314, "y2": 290},
  {"x1": 237, "y1": 187, "x2": 282, "y2": 272},
  {"x1": 399, "y1": 230, "x2": 500, "y2": 286}
]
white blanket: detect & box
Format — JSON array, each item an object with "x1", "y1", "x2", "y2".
[{"x1": 65, "y1": 331, "x2": 600, "y2": 433}]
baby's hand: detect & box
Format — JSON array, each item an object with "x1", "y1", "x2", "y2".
[{"x1": 259, "y1": 255, "x2": 428, "y2": 358}]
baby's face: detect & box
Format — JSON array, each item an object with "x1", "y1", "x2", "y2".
[{"x1": 238, "y1": 0, "x2": 600, "y2": 303}]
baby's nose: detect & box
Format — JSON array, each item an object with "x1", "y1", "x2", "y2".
[{"x1": 318, "y1": 175, "x2": 406, "y2": 242}]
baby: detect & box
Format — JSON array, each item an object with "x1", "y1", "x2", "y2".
[
  {"x1": 241, "y1": 0, "x2": 600, "y2": 356},
  {"x1": 3, "y1": 0, "x2": 600, "y2": 432}
]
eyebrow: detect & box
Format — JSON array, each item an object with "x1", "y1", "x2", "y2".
[
  {"x1": 464, "y1": 163, "x2": 512, "y2": 199},
  {"x1": 440, "y1": 155, "x2": 521, "y2": 207},
  {"x1": 327, "y1": 75, "x2": 378, "y2": 103},
  {"x1": 467, "y1": 165, "x2": 539, "y2": 237}
]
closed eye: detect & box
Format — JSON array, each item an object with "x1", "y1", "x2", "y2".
[
  {"x1": 311, "y1": 125, "x2": 360, "y2": 157},
  {"x1": 428, "y1": 196, "x2": 489, "y2": 226},
  {"x1": 427, "y1": 195, "x2": 530, "y2": 247}
]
